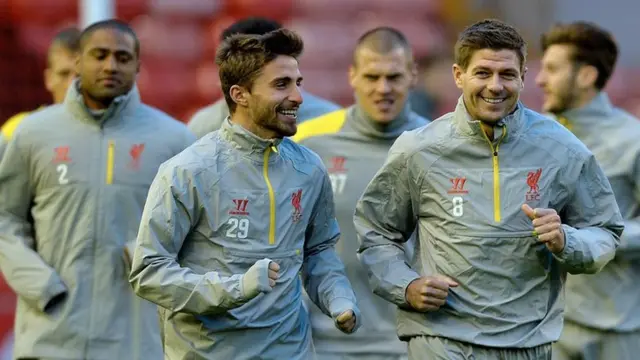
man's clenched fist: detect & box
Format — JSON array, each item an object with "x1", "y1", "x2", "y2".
[{"x1": 405, "y1": 275, "x2": 458, "y2": 312}]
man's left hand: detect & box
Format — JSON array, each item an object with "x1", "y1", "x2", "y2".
[
  {"x1": 335, "y1": 310, "x2": 356, "y2": 333},
  {"x1": 522, "y1": 204, "x2": 565, "y2": 254}
]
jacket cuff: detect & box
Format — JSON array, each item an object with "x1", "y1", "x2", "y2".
[
  {"x1": 329, "y1": 297, "x2": 362, "y2": 332},
  {"x1": 37, "y1": 274, "x2": 68, "y2": 313},
  {"x1": 553, "y1": 225, "x2": 578, "y2": 264},
  {"x1": 398, "y1": 273, "x2": 422, "y2": 309}
]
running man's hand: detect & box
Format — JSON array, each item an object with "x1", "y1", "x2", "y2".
[
  {"x1": 241, "y1": 259, "x2": 279, "y2": 300},
  {"x1": 405, "y1": 275, "x2": 458, "y2": 312},
  {"x1": 335, "y1": 310, "x2": 357, "y2": 333},
  {"x1": 522, "y1": 204, "x2": 565, "y2": 254}
]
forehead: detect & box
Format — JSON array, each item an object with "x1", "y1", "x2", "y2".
[
  {"x1": 84, "y1": 28, "x2": 135, "y2": 53},
  {"x1": 49, "y1": 47, "x2": 76, "y2": 68},
  {"x1": 542, "y1": 44, "x2": 574, "y2": 64},
  {"x1": 258, "y1": 55, "x2": 301, "y2": 81},
  {"x1": 355, "y1": 47, "x2": 410, "y2": 73},
  {"x1": 468, "y1": 48, "x2": 521, "y2": 71}
]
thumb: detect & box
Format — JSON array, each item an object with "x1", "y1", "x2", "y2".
[
  {"x1": 521, "y1": 204, "x2": 536, "y2": 220},
  {"x1": 435, "y1": 275, "x2": 459, "y2": 287},
  {"x1": 336, "y1": 310, "x2": 353, "y2": 323}
]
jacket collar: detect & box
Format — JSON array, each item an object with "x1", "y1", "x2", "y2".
[
  {"x1": 64, "y1": 79, "x2": 140, "y2": 127},
  {"x1": 220, "y1": 117, "x2": 281, "y2": 161},
  {"x1": 349, "y1": 101, "x2": 415, "y2": 139},
  {"x1": 452, "y1": 95, "x2": 525, "y2": 142}
]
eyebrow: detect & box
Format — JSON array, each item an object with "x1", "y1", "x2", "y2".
[{"x1": 271, "y1": 76, "x2": 303, "y2": 84}]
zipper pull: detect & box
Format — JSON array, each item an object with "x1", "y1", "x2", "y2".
[{"x1": 270, "y1": 144, "x2": 278, "y2": 153}]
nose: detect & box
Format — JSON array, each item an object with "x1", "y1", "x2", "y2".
[
  {"x1": 486, "y1": 74, "x2": 504, "y2": 93},
  {"x1": 289, "y1": 84, "x2": 303, "y2": 105},
  {"x1": 103, "y1": 54, "x2": 118, "y2": 73},
  {"x1": 535, "y1": 71, "x2": 545, "y2": 87},
  {"x1": 375, "y1": 78, "x2": 391, "y2": 94}
]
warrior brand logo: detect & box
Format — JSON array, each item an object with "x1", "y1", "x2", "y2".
[
  {"x1": 229, "y1": 199, "x2": 249, "y2": 215},
  {"x1": 328, "y1": 156, "x2": 346, "y2": 173},
  {"x1": 53, "y1": 146, "x2": 71, "y2": 163},
  {"x1": 526, "y1": 168, "x2": 542, "y2": 201},
  {"x1": 448, "y1": 177, "x2": 469, "y2": 194},
  {"x1": 291, "y1": 189, "x2": 303, "y2": 222},
  {"x1": 128, "y1": 143, "x2": 145, "y2": 170}
]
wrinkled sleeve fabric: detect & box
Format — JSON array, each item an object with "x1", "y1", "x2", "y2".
[
  {"x1": 302, "y1": 167, "x2": 360, "y2": 331},
  {"x1": 354, "y1": 133, "x2": 421, "y2": 307},
  {"x1": 0, "y1": 130, "x2": 67, "y2": 312},
  {"x1": 555, "y1": 153, "x2": 624, "y2": 274},
  {"x1": 129, "y1": 163, "x2": 253, "y2": 315}
]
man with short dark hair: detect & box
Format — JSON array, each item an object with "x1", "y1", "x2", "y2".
[
  {"x1": 130, "y1": 28, "x2": 359, "y2": 360},
  {"x1": 0, "y1": 19, "x2": 195, "y2": 360},
  {"x1": 187, "y1": 17, "x2": 339, "y2": 138},
  {"x1": 536, "y1": 21, "x2": 640, "y2": 360},
  {"x1": 293, "y1": 26, "x2": 428, "y2": 360},
  {"x1": 354, "y1": 19, "x2": 623, "y2": 360},
  {"x1": 0, "y1": 27, "x2": 80, "y2": 159}
]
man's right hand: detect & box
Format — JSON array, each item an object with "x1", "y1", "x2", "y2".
[
  {"x1": 405, "y1": 275, "x2": 458, "y2": 312},
  {"x1": 241, "y1": 258, "x2": 280, "y2": 300}
]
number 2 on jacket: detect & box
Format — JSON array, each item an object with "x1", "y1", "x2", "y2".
[
  {"x1": 57, "y1": 164, "x2": 69, "y2": 184},
  {"x1": 226, "y1": 218, "x2": 249, "y2": 238}
]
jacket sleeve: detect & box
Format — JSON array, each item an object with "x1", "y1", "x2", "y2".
[
  {"x1": 615, "y1": 150, "x2": 640, "y2": 260},
  {"x1": 302, "y1": 167, "x2": 360, "y2": 327},
  {"x1": 555, "y1": 153, "x2": 624, "y2": 274},
  {"x1": 129, "y1": 164, "x2": 252, "y2": 315},
  {"x1": 0, "y1": 132, "x2": 67, "y2": 312},
  {"x1": 354, "y1": 136, "x2": 421, "y2": 307}
]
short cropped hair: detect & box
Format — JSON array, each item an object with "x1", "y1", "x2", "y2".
[
  {"x1": 541, "y1": 21, "x2": 618, "y2": 90},
  {"x1": 47, "y1": 27, "x2": 81, "y2": 66},
  {"x1": 216, "y1": 29, "x2": 304, "y2": 113},
  {"x1": 79, "y1": 19, "x2": 140, "y2": 57},
  {"x1": 455, "y1": 19, "x2": 527, "y2": 72},
  {"x1": 353, "y1": 26, "x2": 412, "y2": 66},
  {"x1": 220, "y1": 17, "x2": 282, "y2": 41}
]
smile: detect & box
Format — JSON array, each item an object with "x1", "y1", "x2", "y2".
[
  {"x1": 481, "y1": 97, "x2": 506, "y2": 104},
  {"x1": 277, "y1": 109, "x2": 298, "y2": 120}
]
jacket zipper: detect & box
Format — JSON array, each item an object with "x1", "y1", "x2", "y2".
[
  {"x1": 481, "y1": 126, "x2": 507, "y2": 223},
  {"x1": 106, "y1": 140, "x2": 115, "y2": 184},
  {"x1": 263, "y1": 145, "x2": 277, "y2": 245}
]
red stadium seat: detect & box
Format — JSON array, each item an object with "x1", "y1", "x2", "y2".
[
  {"x1": 8, "y1": 0, "x2": 77, "y2": 23},
  {"x1": 117, "y1": 0, "x2": 148, "y2": 21},
  {"x1": 194, "y1": 61, "x2": 222, "y2": 104},
  {"x1": 292, "y1": 0, "x2": 367, "y2": 17},
  {"x1": 16, "y1": 21, "x2": 77, "y2": 57},
  {"x1": 137, "y1": 59, "x2": 198, "y2": 111},
  {"x1": 131, "y1": 16, "x2": 204, "y2": 63},
  {"x1": 226, "y1": 0, "x2": 293, "y2": 21},
  {"x1": 149, "y1": 0, "x2": 223, "y2": 18},
  {"x1": 287, "y1": 19, "x2": 357, "y2": 68}
]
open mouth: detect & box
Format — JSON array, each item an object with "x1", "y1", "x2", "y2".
[
  {"x1": 481, "y1": 97, "x2": 506, "y2": 105},
  {"x1": 277, "y1": 108, "x2": 298, "y2": 120}
]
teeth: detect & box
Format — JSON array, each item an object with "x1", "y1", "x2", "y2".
[
  {"x1": 278, "y1": 109, "x2": 297, "y2": 118},
  {"x1": 482, "y1": 97, "x2": 505, "y2": 104}
]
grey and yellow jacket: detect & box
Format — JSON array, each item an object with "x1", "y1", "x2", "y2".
[
  {"x1": 129, "y1": 118, "x2": 360, "y2": 359},
  {"x1": 0, "y1": 81, "x2": 195, "y2": 360},
  {"x1": 354, "y1": 96, "x2": 623, "y2": 348},
  {"x1": 293, "y1": 104, "x2": 428, "y2": 355},
  {"x1": 552, "y1": 93, "x2": 640, "y2": 332},
  {"x1": 187, "y1": 90, "x2": 340, "y2": 139}
]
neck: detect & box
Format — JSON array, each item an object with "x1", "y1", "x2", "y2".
[
  {"x1": 81, "y1": 91, "x2": 112, "y2": 110},
  {"x1": 569, "y1": 88, "x2": 599, "y2": 112},
  {"x1": 230, "y1": 110, "x2": 277, "y2": 140},
  {"x1": 481, "y1": 122, "x2": 495, "y2": 139}
]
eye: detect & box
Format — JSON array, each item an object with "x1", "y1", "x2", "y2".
[{"x1": 475, "y1": 71, "x2": 489, "y2": 77}]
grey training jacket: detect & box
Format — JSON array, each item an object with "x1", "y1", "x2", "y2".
[
  {"x1": 129, "y1": 118, "x2": 360, "y2": 360},
  {"x1": 354, "y1": 96, "x2": 624, "y2": 348},
  {"x1": 294, "y1": 104, "x2": 428, "y2": 355},
  {"x1": 0, "y1": 81, "x2": 195, "y2": 360},
  {"x1": 553, "y1": 93, "x2": 640, "y2": 332},
  {"x1": 187, "y1": 90, "x2": 340, "y2": 138}
]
